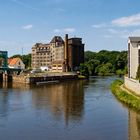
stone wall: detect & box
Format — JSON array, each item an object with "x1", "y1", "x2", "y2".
[
  {"x1": 124, "y1": 77, "x2": 140, "y2": 95},
  {"x1": 13, "y1": 75, "x2": 29, "y2": 84},
  {"x1": 12, "y1": 73, "x2": 78, "y2": 84}
]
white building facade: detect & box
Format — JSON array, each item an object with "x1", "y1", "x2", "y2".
[
  {"x1": 8, "y1": 58, "x2": 25, "y2": 69},
  {"x1": 128, "y1": 37, "x2": 140, "y2": 79},
  {"x1": 31, "y1": 36, "x2": 65, "y2": 72}
]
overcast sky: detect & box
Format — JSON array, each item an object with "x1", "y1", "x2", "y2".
[{"x1": 0, "y1": 0, "x2": 140, "y2": 56}]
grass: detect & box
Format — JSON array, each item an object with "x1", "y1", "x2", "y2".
[
  {"x1": 78, "y1": 75, "x2": 87, "y2": 79},
  {"x1": 111, "y1": 79, "x2": 140, "y2": 111}
]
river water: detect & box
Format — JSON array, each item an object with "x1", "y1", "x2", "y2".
[{"x1": 0, "y1": 76, "x2": 140, "y2": 140}]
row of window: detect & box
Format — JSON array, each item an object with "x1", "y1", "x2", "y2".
[
  {"x1": 32, "y1": 60, "x2": 51, "y2": 62},
  {"x1": 32, "y1": 56, "x2": 50, "y2": 59}
]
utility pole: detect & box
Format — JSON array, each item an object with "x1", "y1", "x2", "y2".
[{"x1": 21, "y1": 47, "x2": 23, "y2": 61}]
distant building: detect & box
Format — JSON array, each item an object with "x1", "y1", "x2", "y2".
[
  {"x1": 31, "y1": 34, "x2": 84, "y2": 72},
  {"x1": 128, "y1": 37, "x2": 140, "y2": 78},
  {"x1": 31, "y1": 36, "x2": 64, "y2": 72},
  {"x1": 0, "y1": 51, "x2": 8, "y2": 68},
  {"x1": 50, "y1": 36, "x2": 65, "y2": 72},
  {"x1": 67, "y1": 37, "x2": 84, "y2": 71},
  {"x1": 32, "y1": 43, "x2": 51, "y2": 69},
  {"x1": 8, "y1": 58, "x2": 25, "y2": 69}
]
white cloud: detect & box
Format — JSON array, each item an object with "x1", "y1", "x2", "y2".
[
  {"x1": 63, "y1": 28, "x2": 75, "y2": 33},
  {"x1": 91, "y1": 23, "x2": 106, "y2": 28},
  {"x1": 104, "y1": 28, "x2": 129, "y2": 39},
  {"x1": 22, "y1": 24, "x2": 33, "y2": 30},
  {"x1": 112, "y1": 13, "x2": 140, "y2": 27},
  {"x1": 53, "y1": 28, "x2": 76, "y2": 33},
  {"x1": 54, "y1": 29, "x2": 61, "y2": 33}
]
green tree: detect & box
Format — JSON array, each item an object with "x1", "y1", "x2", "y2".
[
  {"x1": 22, "y1": 54, "x2": 31, "y2": 68},
  {"x1": 95, "y1": 63, "x2": 113, "y2": 76},
  {"x1": 79, "y1": 63, "x2": 89, "y2": 77},
  {"x1": 86, "y1": 59, "x2": 100, "y2": 75},
  {"x1": 0, "y1": 54, "x2": 3, "y2": 66},
  {"x1": 84, "y1": 51, "x2": 96, "y2": 62},
  {"x1": 115, "y1": 51, "x2": 127, "y2": 70},
  {"x1": 84, "y1": 50, "x2": 127, "y2": 76},
  {"x1": 116, "y1": 69, "x2": 124, "y2": 77},
  {"x1": 136, "y1": 65, "x2": 140, "y2": 80}
]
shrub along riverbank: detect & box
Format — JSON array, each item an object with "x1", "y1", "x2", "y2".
[{"x1": 111, "y1": 79, "x2": 140, "y2": 111}]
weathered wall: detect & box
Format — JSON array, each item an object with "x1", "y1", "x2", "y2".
[
  {"x1": 124, "y1": 77, "x2": 140, "y2": 95},
  {"x1": 13, "y1": 75, "x2": 29, "y2": 84},
  {"x1": 130, "y1": 42, "x2": 139, "y2": 79},
  {"x1": 12, "y1": 73, "x2": 78, "y2": 84}
]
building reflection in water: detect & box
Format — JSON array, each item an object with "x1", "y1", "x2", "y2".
[
  {"x1": 0, "y1": 82, "x2": 32, "y2": 122},
  {"x1": 128, "y1": 110, "x2": 140, "y2": 140},
  {"x1": 0, "y1": 82, "x2": 13, "y2": 89},
  {"x1": 31, "y1": 80, "x2": 86, "y2": 125},
  {"x1": 0, "y1": 83, "x2": 9, "y2": 119},
  {"x1": 0, "y1": 81, "x2": 31, "y2": 89}
]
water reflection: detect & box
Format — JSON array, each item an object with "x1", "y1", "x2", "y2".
[
  {"x1": 0, "y1": 81, "x2": 30, "y2": 89},
  {"x1": 129, "y1": 110, "x2": 140, "y2": 140},
  {"x1": 31, "y1": 81, "x2": 85, "y2": 125},
  {"x1": 1, "y1": 77, "x2": 140, "y2": 140},
  {"x1": 0, "y1": 82, "x2": 12, "y2": 89},
  {"x1": 0, "y1": 88, "x2": 9, "y2": 118}
]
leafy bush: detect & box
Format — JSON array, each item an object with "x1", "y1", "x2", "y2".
[
  {"x1": 136, "y1": 65, "x2": 140, "y2": 81},
  {"x1": 84, "y1": 50, "x2": 127, "y2": 76},
  {"x1": 111, "y1": 79, "x2": 140, "y2": 111},
  {"x1": 79, "y1": 63, "x2": 89, "y2": 78}
]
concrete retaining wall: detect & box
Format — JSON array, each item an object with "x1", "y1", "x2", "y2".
[
  {"x1": 13, "y1": 75, "x2": 29, "y2": 83},
  {"x1": 12, "y1": 74, "x2": 78, "y2": 84},
  {"x1": 124, "y1": 77, "x2": 140, "y2": 95}
]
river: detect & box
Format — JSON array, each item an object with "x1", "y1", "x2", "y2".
[{"x1": 0, "y1": 76, "x2": 140, "y2": 140}]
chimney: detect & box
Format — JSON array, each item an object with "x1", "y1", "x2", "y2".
[{"x1": 64, "y1": 34, "x2": 68, "y2": 72}]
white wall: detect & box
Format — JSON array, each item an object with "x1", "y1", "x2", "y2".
[
  {"x1": 124, "y1": 77, "x2": 140, "y2": 95},
  {"x1": 129, "y1": 42, "x2": 139, "y2": 79}
]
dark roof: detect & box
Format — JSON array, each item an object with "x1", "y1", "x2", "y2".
[
  {"x1": 50, "y1": 36, "x2": 64, "y2": 43},
  {"x1": 129, "y1": 37, "x2": 140, "y2": 42},
  {"x1": 32, "y1": 43, "x2": 50, "y2": 49},
  {"x1": 69, "y1": 37, "x2": 82, "y2": 40}
]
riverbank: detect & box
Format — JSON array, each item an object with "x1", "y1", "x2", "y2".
[
  {"x1": 13, "y1": 72, "x2": 78, "y2": 84},
  {"x1": 11, "y1": 72, "x2": 88, "y2": 84},
  {"x1": 111, "y1": 79, "x2": 140, "y2": 111}
]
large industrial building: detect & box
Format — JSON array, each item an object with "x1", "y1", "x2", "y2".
[{"x1": 31, "y1": 34, "x2": 84, "y2": 72}]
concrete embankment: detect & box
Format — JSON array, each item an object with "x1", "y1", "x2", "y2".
[
  {"x1": 111, "y1": 79, "x2": 140, "y2": 111},
  {"x1": 124, "y1": 77, "x2": 140, "y2": 95},
  {"x1": 12, "y1": 72, "x2": 78, "y2": 84}
]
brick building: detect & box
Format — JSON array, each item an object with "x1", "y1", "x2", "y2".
[
  {"x1": 67, "y1": 37, "x2": 84, "y2": 71},
  {"x1": 31, "y1": 35, "x2": 84, "y2": 72}
]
